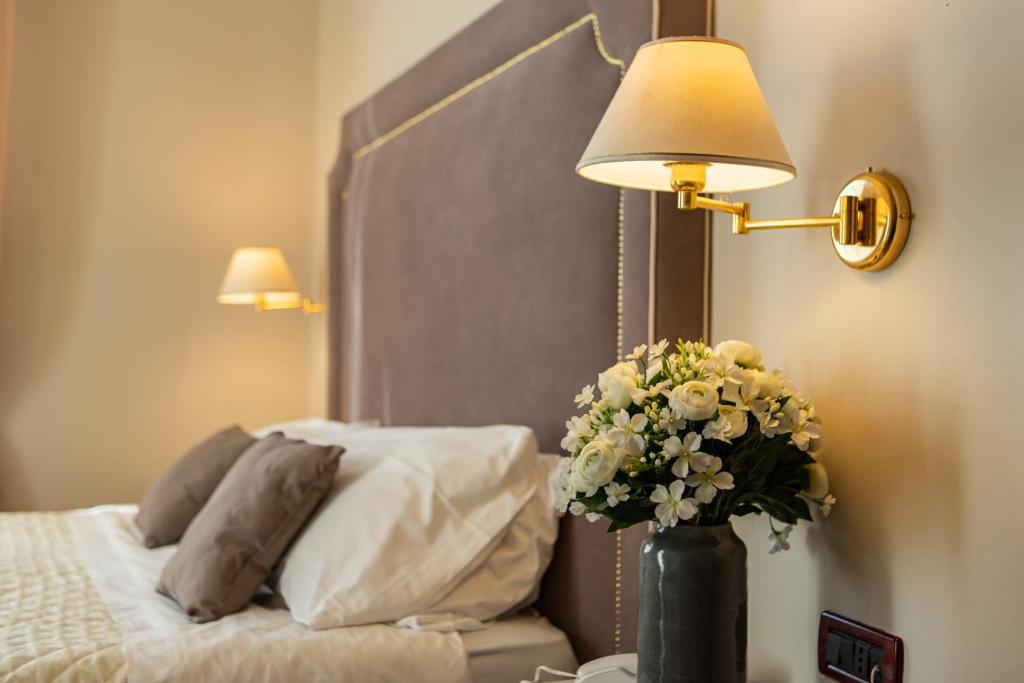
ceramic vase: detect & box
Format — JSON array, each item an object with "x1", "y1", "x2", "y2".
[{"x1": 637, "y1": 523, "x2": 747, "y2": 683}]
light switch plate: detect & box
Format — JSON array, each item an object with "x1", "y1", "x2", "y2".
[{"x1": 818, "y1": 611, "x2": 903, "y2": 683}]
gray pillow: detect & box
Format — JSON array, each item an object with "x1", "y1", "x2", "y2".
[
  {"x1": 135, "y1": 425, "x2": 256, "y2": 548},
  {"x1": 156, "y1": 432, "x2": 343, "y2": 622}
]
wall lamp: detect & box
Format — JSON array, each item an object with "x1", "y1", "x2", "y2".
[
  {"x1": 217, "y1": 247, "x2": 324, "y2": 314},
  {"x1": 577, "y1": 37, "x2": 911, "y2": 272}
]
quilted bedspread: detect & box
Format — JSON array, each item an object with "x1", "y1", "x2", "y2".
[
  {"x1": 0, "y1": 512, "x2": 126, "y2": 682},
  {"x1": 0, "y1": 507, "x2": 472, "y2": 683}
]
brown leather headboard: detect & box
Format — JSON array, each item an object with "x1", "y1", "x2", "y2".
[{"x1": 327, "y1": 0, "x2": 710, "y2": 663}]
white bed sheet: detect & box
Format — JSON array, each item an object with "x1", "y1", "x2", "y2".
[
  {"x1": 70, "y1": 506, "x2": 471, "y2": 683},
  {"x1": 464, "y1": 613, "x2": 578, "y2": 683}
]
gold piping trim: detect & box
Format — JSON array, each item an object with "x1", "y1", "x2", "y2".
[
  {"x1": 614, "y1": 185, "x2": 625, "y2": 655},
  {"x1": 615, "y1": 188, "x2": 625, "y2": 362},
  {"x1": 351, "y1": 13, "x2": 624, "y2": 161}
]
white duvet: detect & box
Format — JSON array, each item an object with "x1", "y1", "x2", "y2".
[{"x1": 1, "y1": 506, "x2": 471, "y2": 683}]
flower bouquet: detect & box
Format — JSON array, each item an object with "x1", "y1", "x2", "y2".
[
  {"x1": 556, "y1": 338, "x2": 834, "y2": 682},
  {"x1": 557, "y1": 338, "x2": 833, "y2": 545}
]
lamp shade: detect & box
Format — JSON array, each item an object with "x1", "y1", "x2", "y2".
[
  {"x1": 217, "y1": 247, "x2": 301, "y2": 306},
  {"x1": 577, "y1": 37, "x2": 796, "y2": 194}
]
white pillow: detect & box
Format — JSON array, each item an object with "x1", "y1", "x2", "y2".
[
  {"x1": 252, "y1": 417, "x2": 380, "y2": 442},
  {"x1": 413, "y1": 454, "x2": 562, "y2": 624},
  {"x1": 277, "y1": 425, "x2": 541, "y2": 630}
]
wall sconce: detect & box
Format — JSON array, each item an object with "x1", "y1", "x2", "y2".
[
  {"x1": 577, "y1": 37, "x2": 911, "y2": 271},
  {"x1": 217, "y1": 247, "x2": 324, "y2": 314}
]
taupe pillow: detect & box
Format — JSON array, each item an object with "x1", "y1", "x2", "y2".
[
  {"x1": 156, "y1": 432, "x2": 343, "y2": 622},
  {"x1": 136, "y1": 425, "x2": 256, "y2": 548}
]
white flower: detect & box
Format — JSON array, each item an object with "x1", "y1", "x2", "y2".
[
  {"x1": 560, "y1": 415, "x2": 594, "y2": 453},
  {"x1": 554, "y1": 486, "x2": 573, "y2": 513},
  {"x1": 782, "y1": 401, "x2": 822, "y2": 451},
  {"x1": 751, "y1": 398, "x2": 783, "y2": 437},
  {"x1": 605, "y1": 375, "x2": 636, "y2": 411},
  {"x1": 768, "y1": 524, "x2": 793, "y2": 554},
  {"x1": 667, "y1": 380, "x2": 719, "y2": 421},
  {"x1": 569, "y1": 499, "x2": 604, "y2": 522},
  {"x1": 569, "y1": 440, "x2": 625, "y2": 496},
  {"x1": 654, "y1": 407, "x2": 684, "y2": 436},
  {"x1": 720, "y1": 374, "x2": 761, "y2": 411},
  {"x1": 557, "y1": 456, "x2": 571, "y2": 485},
  {"x1": 573, "y1": 384, "x2": 595, "y2": 409},
  {"x1": 608, "y1": 410, "x2": 649, "y2": 457},
  {"x1": 630, "y1": 385, "x2": 652, "y2": 406},
  {"x1": 598, "y1": 361, "x2": 638, "y2": 391},
  {"x1": 750, "y1": 370, "x2": 785, "y2": 398},
  {"x1": 664, "y1": 432, "x2": 711, "y2": 478},
  {"x1": 702, "y1": 405, "x2": 749, "y2": 443},
  {"x1": 713, "y1": 340, "x2": 763, "y2": 369},
  {"x1": 803, "y1": 462, "x2": 829, "y2": 499},
  {"x1": 604, "y1": 482, "x2": 631, "y2": 508},
  {"x1": 650, "y1": 480, "x2": 698, "y2": 527},
  {"x1": 699, "y1": 354, "x2": 741, "y2": 390},
  {"x1": 598, "y1": 362, "x2": 638, "y2": 410},
  {"x1": 645, "y1": 357, "x2": 664, "y2": 383},
  {"x1": 648, "y1": 339, "x2": 670, "y2": 359},
  {"x1": 685, "y1": 455, "x2": 735, "y2": 503},
  {"x1": 631, "y1": 379, "x2": 670, "y2": 406},
  {"x1": 820, "y1": 494, "x2": 837, "y2": 517},
  {"x1": 625, "y1": 344, "x2": 647, "y2": 361}
]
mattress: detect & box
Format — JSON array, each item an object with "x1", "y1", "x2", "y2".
[{"x1": 464, "y1": 614, "x2": 578, "y2": 683}]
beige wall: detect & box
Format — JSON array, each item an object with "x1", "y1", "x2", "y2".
[
  {"x1": 0, "y1": 0, "x2": 319, "y2": 510},
  {"x1": 307, "y1": 0, "x2": 501, "y2": 415},
  {"x1": 715, "y1": 1, "x2": 1024, "y2": 680},
  {"x1": 0, "y1": 0, "x2": 513, "y2": 510}
]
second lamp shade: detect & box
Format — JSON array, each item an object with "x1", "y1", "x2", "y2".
[
  {"x1": 217, "y1": 247, "x2": 301, "y2": 307},
  {"x1": 576, "y1": 37, "x2": 796, "y2": 194}
]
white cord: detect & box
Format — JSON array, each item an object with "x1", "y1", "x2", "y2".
[
  {"x1": 521, "y1": 663, "x2": 639, "y2": 683},
  {"x1": 870, "y1": 664, "x2": 882, "y2": 683},
  {"x1": 519, "y1": 665, "x2": 578, "y2": 683}
]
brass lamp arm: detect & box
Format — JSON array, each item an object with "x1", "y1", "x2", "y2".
[
  {"x1": 666, "y1": 161, "x2": 911, "y2": 271},
  {"x1": 252, "y1": 294, "x2": 325, "y2": 314},
  {"x1": 681, "y1": 189, "x2": 866, "y2": 245}
]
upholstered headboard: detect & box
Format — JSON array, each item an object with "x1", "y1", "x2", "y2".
[{"x1": 327, "y1": 0, "x2": 711, "y2": 662}]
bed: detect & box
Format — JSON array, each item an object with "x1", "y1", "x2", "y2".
[{"x1": 0, "y1": 1, "x2": 710, "y2": 680}]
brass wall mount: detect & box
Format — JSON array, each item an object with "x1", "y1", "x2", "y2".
[{"x1": 668, "y1": 163, "x2": 911, "y2": 271}]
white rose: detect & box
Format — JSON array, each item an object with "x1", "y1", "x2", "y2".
[
  {"x1": 668, "y1": 380, "x2": 719, "y2": 421},
  {"x1": 803, "y1": 462, "x2": 829, "y2": 499},
  {"x1": 598, "y1": 361, "x2": 638, "y2": 391},
  {"x1": 604, "y1": 374, "x2": 635, "y2": 410},
  {"x1": 714, "y1": 340, "x2": 763, "y2": 369},
  {"x1": 750, "y1": 370, "x2": 783, "y2": 398},
  {"x1": 720, "y1": 404, "x2": 748, "y2": 438},
  {"x1": 598, "y1": 361, "x2": 639, "y2": 410},
  {"x1": 570, "y1": 440, "x2": 625, "y2": 496}
]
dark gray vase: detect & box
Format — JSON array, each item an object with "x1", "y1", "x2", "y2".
[{"x1": 637, "y1": 523, "x2": 747, "y2": 683}]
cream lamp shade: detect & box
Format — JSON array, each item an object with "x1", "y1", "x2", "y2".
[
  {"x1": 576, "y1": 37, "x2": 796, "y2": 194},
  {"x1": 217, "y1": 247, "x2": 302, "y2": 307}
]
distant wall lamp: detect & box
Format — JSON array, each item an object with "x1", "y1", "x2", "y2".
[
  {"x1": 217, "y1": 247, "x2": 324, "y2": 314},
  {"x1": 577, "y1": 37, "x2": 911, "y2": 271}
]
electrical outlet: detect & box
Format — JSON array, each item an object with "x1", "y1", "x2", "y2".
[{"x1": 818, "y1": 612, "x2": 903, "y2": 683}]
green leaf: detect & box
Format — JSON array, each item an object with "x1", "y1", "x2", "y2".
[
  {"x1": 732, "y1": 503, "x2": 762, "y2": 517},
  {"x1": 606, "y1": 517, "x2": 635, "y2": 532}
]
